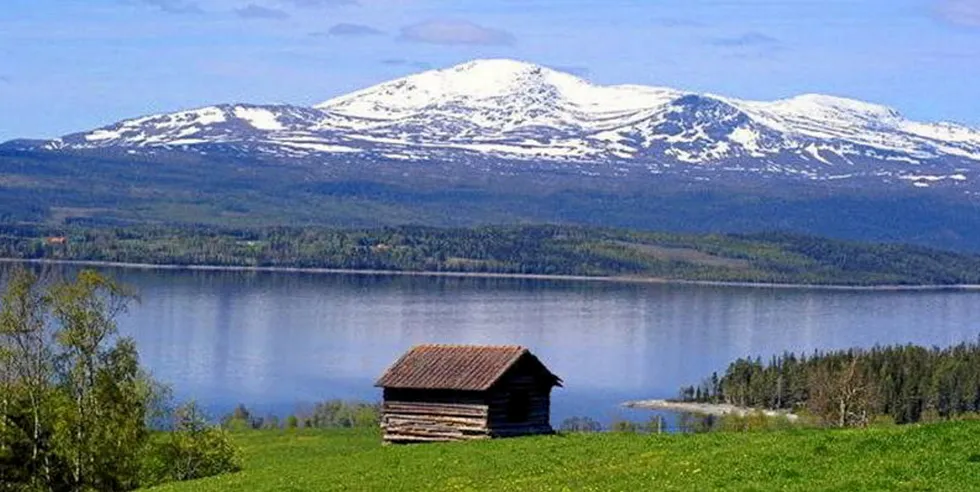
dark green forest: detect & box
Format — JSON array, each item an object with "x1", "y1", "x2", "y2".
[
  {"x1": 1, "y1": 224, "x2": 980, "y2": 286},
  {"x1": 682, "y1": 341, "x2": 980, "y2": 427},
  {"x1": 5, "y1": 149, "x2": 980, "y2": 252}
]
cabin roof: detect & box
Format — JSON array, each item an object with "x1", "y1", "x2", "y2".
[{"x1": 375, "y1": 344, "x2": 561, "y2": 391}]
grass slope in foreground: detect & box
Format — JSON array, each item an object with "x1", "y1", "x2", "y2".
[{"x1": 146, "y1": 422, "x2": 980, "y2": 491}]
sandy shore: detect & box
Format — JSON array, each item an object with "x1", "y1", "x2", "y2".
[
  {"x1": 624, "y1": 399, "x2": 799, "y2": 421},
  {"x1": 2, "y1": 258, "x2": 980, "y2": 291}
]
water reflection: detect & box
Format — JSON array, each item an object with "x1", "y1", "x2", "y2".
[{"x1": 7, "y1": 264, "x2": 980, "y2": 424}]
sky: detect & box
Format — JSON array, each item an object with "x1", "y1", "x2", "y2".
[{"x1": 1, "y1": 0, "x2": 979, "y2": 141}]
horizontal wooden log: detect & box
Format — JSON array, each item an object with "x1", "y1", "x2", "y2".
[
  {"x1": 385, "y1": 431, "x2": 490, "y2": 439},
  {"x1": 383, "y1": 426, "x2": 489, "y2": 438},
  {"x1": 385, "y1": 413, "x2": 487, "y2": 423},
  {"x1": 384, "y1": 423, "x2": 488, "y2": 433},
  {"x1": 384, "y1": 401, "x2": 487, "y2": 410},
  {"x1": 384, "y1": 415, "x2": 488, "y2": 428},
  {"x1": 383, "y1": 401, "x2": 488, "y2": 417},
  {"x1": 384, "y1": 419, "x2": 490, "y2": 431},
  {"x1": 384, "y1": 410, "x2": 488, "y2": 420},
  {"x1": 385, "y1": 426, "x2": 491, "y2": 437}
]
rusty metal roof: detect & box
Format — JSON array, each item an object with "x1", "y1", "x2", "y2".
[{"x1": 375, "y1": 344, "x2": 560, "y2": 391}]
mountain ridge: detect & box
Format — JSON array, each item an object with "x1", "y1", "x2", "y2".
[{"x1": 11, "y1": 59, "x2": 979, "y2": 191}]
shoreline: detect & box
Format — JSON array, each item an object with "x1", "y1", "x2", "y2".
[
  {"x1": 623, "y1": 399, "x2": 800, "y2": 421},
  {"x1": 2, "y1": 257, "x2": 980, "y2": 292}
]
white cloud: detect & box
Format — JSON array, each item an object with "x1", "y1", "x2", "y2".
[
  {"x1": 138, "y1": 0, "x2": 202, "y2": 14},
  {"x1": 938, "y1": 0, "x2": 980, "y2": 27},
  {"x1": 284, "y1": 0, "x2": 357, "y2": 6},
  {"x1": 322, "y1": 23, "x2": 384, "y2": 36},
  {"x1": 235, "y1": 4, "x2": 290, "y2": 20},
  {"x1": 399, "y1": 19, "x2": 515, "y2": 46}
]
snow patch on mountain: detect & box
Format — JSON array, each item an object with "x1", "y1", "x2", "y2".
[
  {"x1": 23, "y1": 58, "x2": 980, "y2": 189},
  {"x1": 233, "y1": 106, "x2": 284, "y2": 131}
]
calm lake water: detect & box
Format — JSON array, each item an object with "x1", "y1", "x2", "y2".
[{"x1": 18, "y1": 265, "x2": 980, "y2": 426}]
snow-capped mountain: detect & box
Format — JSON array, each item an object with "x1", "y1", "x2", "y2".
[{"x1": 22, "y1": 59, "x2": 980, "y2": 188}]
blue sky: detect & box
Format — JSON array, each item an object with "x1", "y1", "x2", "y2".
[{"x1": 1, "y1": 0, "x2": 978, "y2": 140}]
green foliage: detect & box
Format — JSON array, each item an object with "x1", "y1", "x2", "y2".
[
  {"x1": 4, "y1": 224, "x2": 980, "y2": 286},
  {"x1": 295, "y1": 400, "x2": 381, "y2": 430},
  {"x1": 683, "y1": 340, "x2": 980, "y2": 427},
  {"x1": 220, "y1": 405, "x2": 257, "y2": 432},
  {"x1": 677, "y1": 413, "x2": 718, "y2": 434},
  {"x1": 608, "y1": 419, "x2": 641, "y2": 433},
  {"x1": 714, "y1": 413, "x2": 807, "y2": 433},
  {"x1": 142, "y1": 422, "x2": 980, "y2": 491},
  {"x1": 558, "y1": 416, "x2": 602, "y2": 433},
  {"x1": 47, "y1": 270, "x2": 147, "y2": 491},
  {"x1": 140, "y1": 403, "x2": 241, "y2": 487},
  {"x1": 0, "y1": 269, "x2": 239, "y2": 491},
  {"x1": 219, "y1": 401, "x2": 380, "y2": 431},
  {"x1": 0, "y1": 268, "x2": 153, "y2": 491}
]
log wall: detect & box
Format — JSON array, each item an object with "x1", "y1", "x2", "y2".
[
  {"x1": 381, "y1": 389, "x2": 492, "y2": 443},
  {"x1": 486, "y1": 373, "x2": 554, "y2": 437},
  {"x1": 379, "y1": 356, "x2": 557, "y2": 443}
]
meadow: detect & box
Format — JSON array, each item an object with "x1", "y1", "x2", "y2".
[{"x1": 145, "y1": 421, "x2": 980, "y2": 491}]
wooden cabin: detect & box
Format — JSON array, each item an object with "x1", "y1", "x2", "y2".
[{"x1": 375, "y1": 344, "x2": 562, "y2": 443}]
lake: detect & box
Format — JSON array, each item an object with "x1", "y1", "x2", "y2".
[{"x1": 20, "y1": 265, "x2": 980, "y2": 426}]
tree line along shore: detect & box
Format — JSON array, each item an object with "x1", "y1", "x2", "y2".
[{"x1": 3, "y1": 223, "x2": 980, "y2": 286}]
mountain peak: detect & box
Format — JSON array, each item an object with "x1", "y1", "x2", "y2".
[
  {"x1": 448, "y1": 58, "x2": 556, "y2": 74},
  {"x1": 314, "y1": 59, "x2": 591, "y2": 116},
  {"x1": 23, "y1": 58, "x2": 980, "y2": 181}
]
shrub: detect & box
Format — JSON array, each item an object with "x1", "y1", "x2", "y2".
[
  {"x1": 609, "y1": 419, "x2": 641, "y2": 433},
  {"x1": 296, "y1": 400, "x2": 381, "y2": 429},
  {"x1": 221, "y1": 404, "x2": 259, "y2": 431},
  {"x1": 645, "y1": 415, "x2": 667, "y2": 434},
  {"x1": 559, "y1": 416, "x2": 602, "y2": 433},
  {"x1": 141, "y1": 402, "x2": 242, "y2": 487}
]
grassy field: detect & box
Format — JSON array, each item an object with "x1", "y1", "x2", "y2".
[{"x1": 145, "y1": 422, "x2": 980, "y2": 491}]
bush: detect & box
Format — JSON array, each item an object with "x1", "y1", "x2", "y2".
[
  {"x1": 609, "y1": 419, "x2": 641, "y2": 433},
  {"x1": 678, "y1": 413, "x2": 717, "y2": 433},
  {"x1": 221, "y1": 404, "x2": 259, "y2": 431},
  {"x1": 296, "y1": 400, "x2": 380, "y2": 429},
  {"x1": 559, "y1": 416, "x2": 602, "y2": 433},
  {"x1": 141, "y1": 402, "x2": 242, "y2": 487},
  {"x1": 645, "y1": 415, "x2": 667, "y2": 434}
]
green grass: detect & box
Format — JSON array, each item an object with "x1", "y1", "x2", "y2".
[{"x1": 145, "y1": 422, "x2": 980, "y2": 491}]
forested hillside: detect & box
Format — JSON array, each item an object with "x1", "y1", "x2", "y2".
[
  {"x1": 682, "y1": 341, "x2": 980, "y2": 427},
  {"x1": 5, "y1": 149, "x2": 980, "y2": 253},
  {"x1": 2, "y1": 224, "x2": 980, "y2": 286}
]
